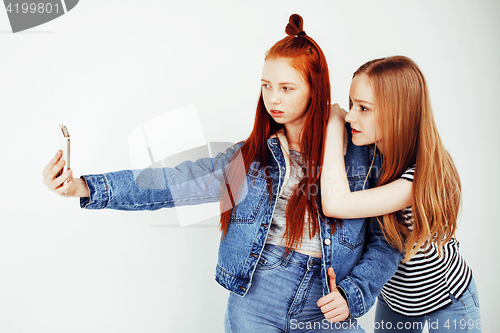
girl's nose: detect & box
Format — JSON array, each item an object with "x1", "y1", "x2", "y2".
[
  {"x1": 270, "y1": 91, "x2": 280, "y2": 105},
  {"x1": 345, "y1": 110, "x2": 355, "y2": 123}
]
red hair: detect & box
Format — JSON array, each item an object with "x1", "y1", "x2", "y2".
[{"x1": 219, "y1": 14, "x2": 332, "y2": 250}]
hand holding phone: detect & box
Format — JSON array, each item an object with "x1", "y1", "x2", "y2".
[{"x1": 42, "y1": 125, "x2": 90, "y2": 197}]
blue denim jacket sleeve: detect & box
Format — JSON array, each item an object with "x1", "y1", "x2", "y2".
[
  {"x1": 336, "y1": 218, "x2": 402, "y2": 319},
  {"x1": 80, "y1": 144, "x2": 243, "y2": 210}
]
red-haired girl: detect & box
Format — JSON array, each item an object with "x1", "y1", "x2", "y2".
[
  {"x1": 322, "y1": 56, "x2": 480, "y2": 332},
  {"x1": 43, "y1": 15, "x2": 401, "y2": 332}
]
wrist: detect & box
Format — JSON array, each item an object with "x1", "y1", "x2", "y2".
[
  {"x1": 74, "y1": 177, "x2": 90, "y2": 197},
  {"x1": 337, "y1": 286, "x2": 351, "y2": 320}
]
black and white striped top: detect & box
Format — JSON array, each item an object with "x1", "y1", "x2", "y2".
[{"x1": 380, "y1": 165, "x2": 473, "y2": 317}]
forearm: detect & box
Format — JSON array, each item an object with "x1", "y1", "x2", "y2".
[
  {"x1": 321, "y1": 122, "x2": 352, "y2": 216},
  {"x1": 322, "y1": 127, "x2": 413, "y2": 218},
  {"x1": 80, "y1": 169, "x2": 180, "y2": 210},
  {"x1": 73, "y1": 177, "x2": 90, "y2": 197},
  {"x1": 79, "y1": 145, "x2": 241, "y2": 211}
]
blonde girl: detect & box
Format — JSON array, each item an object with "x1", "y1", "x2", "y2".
[{"x1": 321, "y1": 56, "x2": 480, "y2": 333}]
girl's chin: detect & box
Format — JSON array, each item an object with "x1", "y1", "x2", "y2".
[
  {"x1": 350, "y1": 137, "x2": 366, "y2": 146},
  {"x1": 351, "y1": 138, "x2": 378, "y2": 149}
]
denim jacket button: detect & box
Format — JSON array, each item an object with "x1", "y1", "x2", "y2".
[{"x1": 324, "y1": 239, "x2": 331, "y2": 246}]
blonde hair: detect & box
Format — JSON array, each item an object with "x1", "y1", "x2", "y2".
[{"x1": 354, "y1": 56, "x2": 461, "y2": 262}]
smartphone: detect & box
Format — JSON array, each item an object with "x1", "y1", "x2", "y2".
[{"x1": 58, "y1": 124, "x2": 71, "y2": 180}]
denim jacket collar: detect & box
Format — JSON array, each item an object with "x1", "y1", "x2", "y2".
[{"x1": 270, "y1": 130, "x2": 291, "y2": 198}]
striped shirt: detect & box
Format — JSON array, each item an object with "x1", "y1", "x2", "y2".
[{"x1": 380, "y1": 165, "x2": 472, "y2": 317}]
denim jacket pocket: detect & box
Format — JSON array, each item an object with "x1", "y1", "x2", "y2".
[
  {"x1": 337, "y1": 176, "x2": 369, "y2": 249},
  {"x1": 230, "y1": 172, "x2": 268, "y2": 223},
  {"x1": 338, "y1": 219, "x2": 366, "y2": 250}
]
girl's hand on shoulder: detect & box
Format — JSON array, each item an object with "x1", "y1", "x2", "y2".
[
  {"x1": 328, "y1": 103, "x2": 347, "y2": 126},
  {"x1": 42, "y1": 150, "x2": 89, "y2": 197}
]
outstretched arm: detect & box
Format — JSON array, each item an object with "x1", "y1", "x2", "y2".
[
  {"x1": 320, "y1": 104, "x2": 412, "y2": 219},
  {"x1": 42, "y1": 144, "x2": 243, "y2": 211}
]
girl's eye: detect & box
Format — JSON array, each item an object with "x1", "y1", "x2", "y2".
[
  {"x1": 283, "y1": 86, "x2": 292, "y2": 91},
  {"x1": 262, "y1": 84, "x2": 270, "y2": 89},
  {"x1": 360, "y1": 105, "x2": 368, "y2": 111},
  {"x1": 349, "y1": 99, "x2": 353, "y2": 110}
]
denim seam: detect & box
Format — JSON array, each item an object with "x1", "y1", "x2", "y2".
[
  {"x1": 338, "y1": 229, "x2": 364, "y2": 250},
  {"x1": 246, "y1": 171, "x2": 267, "y2": 180},
  {"x1": 341, "y1": 276, "x2": 365, "y2": 318},
  {"x1": 263, "y1": 246, "x2": 285, "y2": 260},
  {"x1": 229, "y1": 171, "x2": 267, "y2": 222},
  {"x1": 257, "y1": 257, "x2": 267, "y2": 266},
  {"x1": 113, "y1": 194, "x2": 221, "y2": 209},
  {"x1": 216, "y1": 264, "x2": 244, "y2": 281},
  {"x1": 296, "y1": 270, "x2": 317, "y2": 316},
  {"x1": 468, "y1": 285, "x2": 480, "y2": 308},
  {"x1": 101, "y1": 174, "x2": 110, "y2": 207},
  {"x1": 230, "y1": 192, "x2": 266, "y2": 223},
  {"x1": 254, "y1": 252, "x2": 281, "y2": 271},
  {"x1": 286, "y1": 268, "x2": 317, "y2": 331},
  {"x1": 242, "y1": 225, "x2": 270, "y2": 272},
  {"x1": 460, "y1": 297, "x2": 470, "y2": 333},
  {"x1": 80, "y1": 175, "x2": 92, "y2": 208},
  {"x1": 347, "y1": 175, "x2": 368, "y2": 181},
  {"x1": 281, "y1": 251, "x2": 293, "y2": 268}
]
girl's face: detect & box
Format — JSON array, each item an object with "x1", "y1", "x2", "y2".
[
  {"x1": 261, "y1": 58, "x2": 311, "y2": 130},
  {"x1": 346, "y1": 73, "x2": 379, "y2": 147}
]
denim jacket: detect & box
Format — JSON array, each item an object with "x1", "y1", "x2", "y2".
[{"x1": 80, "y1": 126, "x2": 401, "y2": 319}]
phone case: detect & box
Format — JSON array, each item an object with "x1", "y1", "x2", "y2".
[{"x1": 59, "y1": 124, "x2": 70, "y2": 180}]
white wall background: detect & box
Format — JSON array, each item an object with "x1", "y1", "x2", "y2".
[{"x1": 1, "y1": 1, "x2": 499, "y2": 332}]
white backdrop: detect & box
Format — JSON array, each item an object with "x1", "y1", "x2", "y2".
[{"x1": 1, "y1": 1, "x2": 499, "y2": 332}]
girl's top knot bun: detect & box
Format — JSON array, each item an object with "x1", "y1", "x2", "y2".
[{"x1": 285, "y1": 14, "x2": 306, "y2": 37}]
